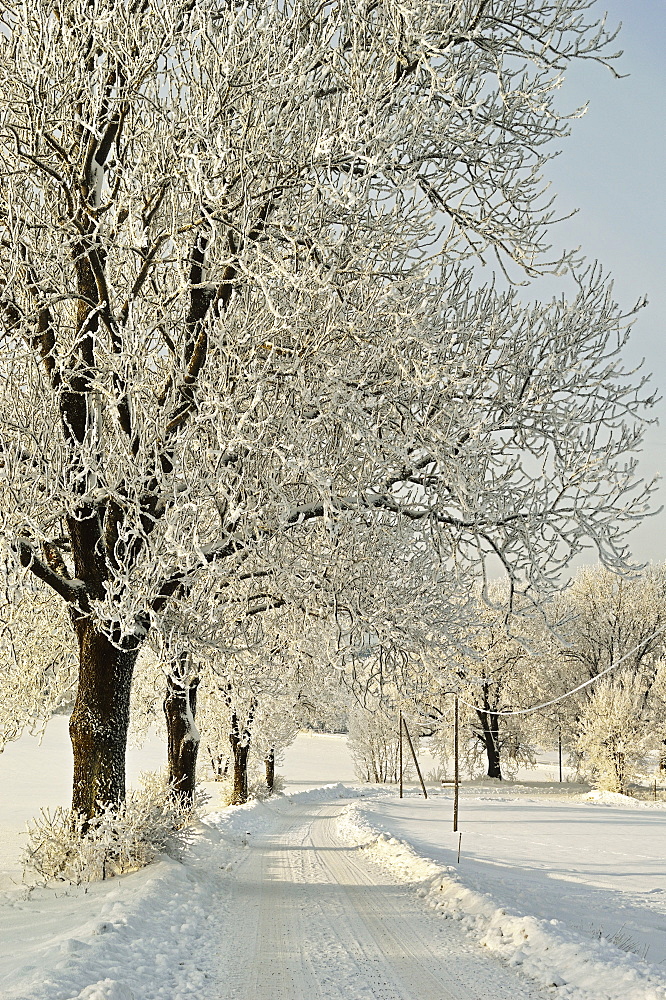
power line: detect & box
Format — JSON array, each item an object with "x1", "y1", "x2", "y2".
[{"x1": 455, "y1": 620, "x2": 666, "y2": 717}]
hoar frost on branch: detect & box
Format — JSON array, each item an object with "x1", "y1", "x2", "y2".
[
  {"x1": 0, "y1": 0, "x2": 656, "y2": 819},
  {"x1": 0, "y1": 585, "x2": 78, "y2": 748}
]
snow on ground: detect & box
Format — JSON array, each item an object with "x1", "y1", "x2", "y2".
[
  {"x1": 1, "y1": 723, "x2": 666, "y2": 999},
  {"x1": 337, "y1": 790, "x2": 666, "y2": 1000},
  {"x1": 0, "y1": 716, "x2": 167, "y2": 893}
]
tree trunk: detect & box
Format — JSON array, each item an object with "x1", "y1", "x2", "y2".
[
  {"x1": 230, "y1": 712, "x2": 250, "y2": 805},
  {"x1": 477, "y1": 708, "x2": 502, "y2": 780},
  {"x1": 164, "y1": 673, "x2": 200, "y2": 805},
  {"x1": 69, "y1": 619, "x2": 139, "y2": 821},
  {"x1": 484, "y1": 728, "x2": 502, "y2": 780},
  {"x1": 265, "y1": 748, "x2": 275, "y2": 793}
]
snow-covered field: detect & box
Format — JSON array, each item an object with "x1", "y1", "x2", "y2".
[{"x1": 1, "y1": 720, "x2": 666, "y2": 1000}]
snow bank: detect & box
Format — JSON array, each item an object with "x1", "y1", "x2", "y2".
[
  {"x1": 0, "y1": 820, "x2": 234, "y2": 1000},
  {"x1": 1, "y1": 783, "x2": 369, "y2": 999},
  {"x1": 581, "y1": 790, "x2": 666, "y2": 809},
  {"x1": 336, "y1": 800, "x2": 666, "y2": 1000}
]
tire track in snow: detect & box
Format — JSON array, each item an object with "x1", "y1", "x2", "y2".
[
  {"x1": 311, "y1": 802, "x2": 549, "y2": 1000},
  {"x1": 215, "y1": 806, "x2": 320, "y2": 1000},
  {"x1": 215, "y1": 797, "x2": 551, "y2": 1000}
]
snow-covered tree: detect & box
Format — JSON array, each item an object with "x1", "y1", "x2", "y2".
[
  {"x1": 0, "y1": 1, "x2": 656, "y2": 822},
  {"x1": 348, "y1": 704, "x2": 396, "y2": 784},
  {"x1": 577, "y1": 678, "x2": 657, "y2": 793},
  {"x1": 556, "y1": 566, "x2": 666, "y2": 686},
  {"x1": 162, "y1": 652, "x2": 201, "y2": 802},
  {"x1": 418, "y1": 586, "x2": 547, "y2": 780},
  {"x1": 348, "y1": 700, "x2": 421, "y2": 784},
  {"x1": 459, "y1": 637, "x2": 541, "y2": 781},
  {"x1": 542, "y1": 565, "x2": 666, "y2": 768},
  {"x1": 195, "y1": 605, "x2": 336, "y2": 803},
  {"x1": 198, "y1": 678, "x2": 302, "y2": 802},
  {"x1": 248, "y1": 695, "x2": 305, "y2": 793}
]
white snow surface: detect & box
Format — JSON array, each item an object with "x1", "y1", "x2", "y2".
[{"x1": 0, "y1": 721, "x2": 665, "y2": 999}]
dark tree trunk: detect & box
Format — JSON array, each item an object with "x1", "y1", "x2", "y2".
[
  {"x1": 225, "y1": 696, "x2": 257, "y2": 805},
  {"x1": 69, "y1": 619, "x2": 139, "y2": 821},
  {"x1": 265, "y1": 748, "x2": 275, "y2": 792},
  {"x1": 484, "y1": 727, "x2": 502, "y2": 780},
  {"x1": 476, "y1": 708, "x2": 502, "y2": 780},
  {"x1": 164, "y1": 671, "x2": 200, "y2": 805},
  {"x1": 230, "y1": 712, "x2": 250, "y2": 804}
]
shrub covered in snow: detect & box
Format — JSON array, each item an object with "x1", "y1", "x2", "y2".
[
  {"x1": 22, "y1": 771, "x2": 201, "y2": 884},
  {"x1": 577, "y1": 679, "x2": 656, "y2": 793}
]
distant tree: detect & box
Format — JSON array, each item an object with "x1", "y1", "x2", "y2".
[
  {"x1": 163, "y1": 597, "x2": 333, "y2": 803},
  {"x1": 557, "y1": 566, "x2": 666, "y2": 687},
  {"x1": 459, "y1": 634, "x2": 541, "y2": 782},
  {"x1": 546, "y1": 565, "x2": 666, "y2": 773},
  {"x1": 348, "y1": 704, "x2": 398, "y2": 784},
  {"x1": 348, "y1": 698, "x2": 421, "y2": 785},
  {"x1": 422, "y1": 587, "x2": 546, "y2": 780}
]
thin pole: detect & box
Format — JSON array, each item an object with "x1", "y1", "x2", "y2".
[
  {"x1": 558, "y1": 726, "x2": 563, "y2": 783},
  {"x1": 402, "y1": 716, "x2": 427, "y2": 799},
  {"x1": 399, "y1": 710, "x2": 403, "y2": 798},
  {"x1": 453, "y1": 695, "x2": 459, "y2": 833}
]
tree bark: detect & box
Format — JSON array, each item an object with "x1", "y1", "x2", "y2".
[
  {"x1": 476, "y1": 708, "x2": 502, "y2": 780},
  {"x1": 69, "y1": 619, "x2": 139, "y2": 821},
  {"x1": 164, "y1": 673, "x2": 200, "y2": 805},
  {"x1": 229, "y1": 712, "x2": 250, "y2": 804},
  {"x1": 265, "y1": 748, "x2": 275, "y2": 793}
]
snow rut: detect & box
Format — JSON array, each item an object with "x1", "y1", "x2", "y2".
[{"x1": 215, "y1": 797, "x2": 550, "y2": 1000}]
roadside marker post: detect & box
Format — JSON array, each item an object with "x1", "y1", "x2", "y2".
[
  {"x1": 453, "y1": 695, "x2": 459, "y2": 833},
  {"x1": 399, "y1": 710, "x2": 403, "y2": 798}
]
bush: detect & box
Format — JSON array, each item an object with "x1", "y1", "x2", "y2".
[
  {"x1": 249, "y1": 773, "x2": 285, "y2": 801},
  {"x1": 577, "y1": 679, "x2": 655, "y2": 794},
  {"x1": 23, "y1": 771, "x2": 201, "y2": 884}
]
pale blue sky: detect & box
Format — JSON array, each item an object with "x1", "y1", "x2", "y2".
[{"x1": 531, "y1": 0, "x2": 666, "y2": 565}]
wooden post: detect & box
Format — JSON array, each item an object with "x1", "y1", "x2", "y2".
[
  {"x1": 558, "y1": 726, "x2": 563, "y2": 783},
  {"x1": 453, "y1": 695, "x2": 459, "y2": 833},
  {"x1": 402, "y1": 716, "x2": 427, "y2": 799},
  {"x1": 399, "y1": 710, "x2": 403, "y2": 799}
]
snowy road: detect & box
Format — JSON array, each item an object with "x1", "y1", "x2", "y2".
[{"x1": 212, "y1": 796, "x2": 549, "y2": 1000}]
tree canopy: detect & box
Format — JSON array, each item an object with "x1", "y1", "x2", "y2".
[{"x1": 0, "y1": 0, "x2": 656, "y2": 816}]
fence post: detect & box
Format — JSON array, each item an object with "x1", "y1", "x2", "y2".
[{"x1": 399, "y1": 710, "x2": 403, "y2": 799}]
